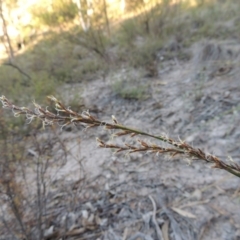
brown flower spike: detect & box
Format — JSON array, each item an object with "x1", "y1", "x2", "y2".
[{"x1": 1, "y1": 95, "x2": 240, "y2": 178}]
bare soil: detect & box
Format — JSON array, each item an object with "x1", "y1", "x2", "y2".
[
  {"x1": 2, "y1": 40, "x2": 240, "y2": 240},
  {"x1": 38, "y1": 40, "x2": 240, "y2": 240}
]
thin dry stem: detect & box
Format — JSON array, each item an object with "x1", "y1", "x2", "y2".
[{"x1": 1, "y1": 95, "x2": 240, "y2": 178}]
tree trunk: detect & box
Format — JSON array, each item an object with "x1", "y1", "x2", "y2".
[
  {"x1": 102, "y1": 0, "x2": 110, "y2": 36},
  {"x1": 75, "y1": 0, "x2": 92, "y2": 31},
  {"x1": 0, "y1": 0, "x2": 14, "y2": 62}
]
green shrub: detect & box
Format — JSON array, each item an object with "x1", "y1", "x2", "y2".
[
  {"x1": 113, "y1": 80, "x2": 147, "y2": 100},
  {"x1": 31, "y1": 72, "x2": 56, "y2": 102},
  {"x1": 111, "y1": 69, "x2": 148, "y2": 100},
  {"x1": 32, "y1": 0, "x2": 78, "y2": 27}
]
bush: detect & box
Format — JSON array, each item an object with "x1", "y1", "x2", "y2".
[{"x1": 32, "y1": 0, "x2": 78, "y2": 27}]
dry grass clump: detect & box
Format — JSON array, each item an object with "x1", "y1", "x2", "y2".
[{"x1": 1, "y1": 95, "x2": 240, "y2": 178}]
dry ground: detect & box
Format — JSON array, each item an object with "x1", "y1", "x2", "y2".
[
  {"x1": 37, "y1": 40, "x2": 240, "y2": 239},
  {"x1": 1, "y1": 40, "x2": 240, "y2": 240}
]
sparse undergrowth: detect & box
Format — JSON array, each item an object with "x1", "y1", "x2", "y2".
[
  {"x1": 2, "y1": 0, "x2": 240, "y2": 117},
  {"x1": 1, "y1": 1, "x2": 240, "y2": 239}
]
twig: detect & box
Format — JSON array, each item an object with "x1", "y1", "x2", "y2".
[
  {"x1": 3, "y1": 62, "x2": 31, "y2": 80},
  {"x1": 149, "y1": 195, "x2": 163, "y2": 240},
  {"x1": 5, "y1": 180, "x2": 30, "y2": 240},
  {"x1": 0, "y1": 209, "x2": 19, "y2": 240}
]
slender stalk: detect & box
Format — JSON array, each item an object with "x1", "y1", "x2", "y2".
[{"x1": 1, "y1": 95, "x2": 240, "y2": 178}]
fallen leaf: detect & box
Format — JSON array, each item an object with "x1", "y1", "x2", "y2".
[
  {"x1": 162, "y1": 220, "x2": 170, "y2": 240},
  {"x1": 171, "y1": 207, "x2": 196, "y2": 219}
]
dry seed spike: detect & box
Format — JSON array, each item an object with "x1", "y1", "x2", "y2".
[
  {"x1": 130, "y1": 133, "x2": 138, "y2": 137},
  {"x1": 56, "y1": 100, "x2": 67, "y2": 111},
  {"x1": 105, "y1": 125, "x2": 115, "y2": 130},
  {"x1": 112, "y1": 115, "x2": 118, "y2": 124},
  {"x1": 48, "y1": 95, "x2": 58, "y2": 102},
  {"x1": 96, "y1": 138, "x2": 105, "y2": 147},
  {"x1": 115, "y1": 130, "x2": 131, "y2": 137},
  {"x1": 87, "y1": 113, "x2": 96, "y2": 122},
  {"x1": 138, "y1": 140, "x2": 149, "y2": 148},
  {"x1": 125, "y1": 143, "x2": 137, "y2": 149},
  {"x1": 116, "y1": 148, "x2": 125, "y2": 153}
]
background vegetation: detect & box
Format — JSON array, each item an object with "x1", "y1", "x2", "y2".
[
  {"x1": 1, "y1": 0, "x2": 240, "y2": 239},
  {"x1": 1, "y1": 0, "x2": 240, "y2": 109}
]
